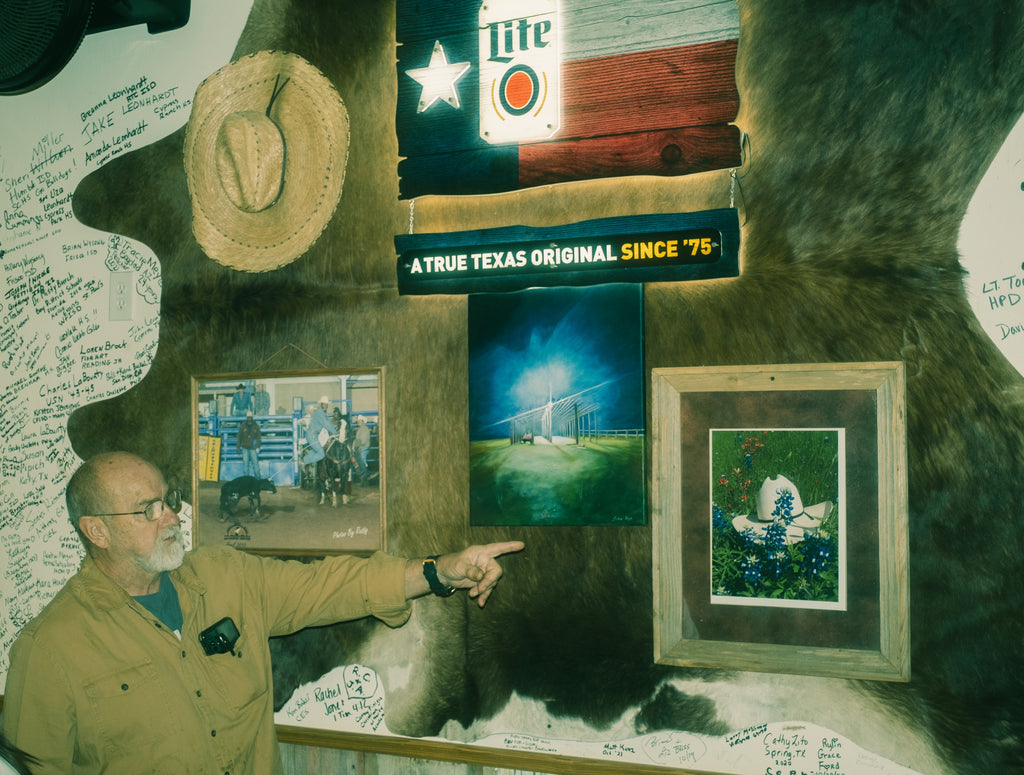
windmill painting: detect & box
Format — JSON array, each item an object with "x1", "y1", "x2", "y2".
[{"x1": 468, "y1": 284, "x2": 645, "y2": 526}]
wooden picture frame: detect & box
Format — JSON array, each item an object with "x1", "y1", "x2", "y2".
[
  {"x1": 651, "y1": 362, "x2": 909, "y2": 681},
  {"x1": 191, "y1": 369, "x2": 384, "y2": 556}
]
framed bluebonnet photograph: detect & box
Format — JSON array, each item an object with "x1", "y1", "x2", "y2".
[
  {"x1": 651, "y1": 363, "x2": 909, "y2": 681},
  {"x1": 468, "y1": 284, "x2": 645, "y2": 526},
  {"x1": 710, "y1": 428, "x2": 846, "y2": 611}
]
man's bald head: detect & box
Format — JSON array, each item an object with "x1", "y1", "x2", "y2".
[{"x1": 66, "y1": 452, "x2": 160, "y2": 531}]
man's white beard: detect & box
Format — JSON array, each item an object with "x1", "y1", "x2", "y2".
[{"x1": 138, "y1": 523, "x2": 186, "y2": 573}]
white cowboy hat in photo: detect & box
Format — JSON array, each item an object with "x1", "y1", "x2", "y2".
[
  {"x1": 184, "y1": 50, "x2": 350, "y2": 272},
  {"x1": 731, "y1": 474, "x2": 833, "y2": 545}
]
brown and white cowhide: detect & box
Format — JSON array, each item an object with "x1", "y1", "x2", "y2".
[{"x1": 68, "y1": 1, "x2": 1024, "y2": 773}]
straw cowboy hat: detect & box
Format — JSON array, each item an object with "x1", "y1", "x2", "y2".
[
  {"x1": 184, "y1": 50, "x2": 349, "y2": 272},
  {"x1": 731, "y1": 474, "x2": 833, "y2": 545}
]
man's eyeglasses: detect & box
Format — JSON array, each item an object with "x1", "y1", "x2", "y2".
[{"x1": 92, "y1": 490, "x2": 182, "y2": 522}]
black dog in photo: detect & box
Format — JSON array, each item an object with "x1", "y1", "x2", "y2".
[{"x1": 219, "y1": 476, "x2": 277, "y2": 521}]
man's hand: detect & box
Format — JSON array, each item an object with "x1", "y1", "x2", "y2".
[{"x1": 407, "y1": 541, "x2": 525, "y2": 607}]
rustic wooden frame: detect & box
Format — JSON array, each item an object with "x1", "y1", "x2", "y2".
[
  {"x1": 651, "y1": 362, "x2": 909, "y2": 681},
  {"x1": 190, "y1": 368, "x2": 385, "y2": 556}
]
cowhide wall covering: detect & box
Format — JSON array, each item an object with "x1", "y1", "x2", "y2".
[{"x1": 25, "y1": 0, "x2": 1024, "y2": 772}]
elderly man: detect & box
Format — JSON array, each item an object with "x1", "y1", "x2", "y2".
[{"x1": 2, "y1": 452, "x2": 523, "y2": 775}]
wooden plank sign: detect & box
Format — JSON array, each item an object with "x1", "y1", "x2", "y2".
[
  {"x1": 396, "y1": 0, "x2": 741, "y2": 198},
  {"x1": 395, "y1": 208, "x2": 739, "y2": 294}
]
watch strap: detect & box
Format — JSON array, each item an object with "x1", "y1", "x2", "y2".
[{"x1": 422, "y1": 555, "x2": 456, "y2": 597}]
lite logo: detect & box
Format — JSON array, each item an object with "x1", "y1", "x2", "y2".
[{"x1": 479, "y1": 0, "x2": 560, "y2": 144}]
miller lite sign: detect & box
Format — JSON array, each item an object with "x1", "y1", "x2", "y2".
[
  {"x1": 396, "y1": 0, "x2": 740, "y2": 198},
  {"x1": 478, "y1": 0, "x2": 560, "y2": 144}
]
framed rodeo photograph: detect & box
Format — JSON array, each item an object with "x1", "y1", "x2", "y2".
[
  {"x1": 650, "y1": 362, "x2": 909, "y2": 681},
  {"x1": 190, "y1": 369, "x2": 384, "y2": 555}
]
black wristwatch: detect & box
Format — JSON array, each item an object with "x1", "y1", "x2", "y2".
[{"x1": 422, "y1": 555, "x2": 456, "y2": 597}]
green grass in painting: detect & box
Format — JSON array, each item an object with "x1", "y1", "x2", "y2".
[{"x1": 470, "y1": 436, "x2": 644, "y2": 526}]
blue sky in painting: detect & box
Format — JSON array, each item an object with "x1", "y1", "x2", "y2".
[{"x1": 468, "y1": 284, "x2": 644, "y2": 440}]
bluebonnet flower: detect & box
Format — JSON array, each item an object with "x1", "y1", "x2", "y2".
[
  {"x1": 773, "y1": 488, "x2": 795, "y2": 520},
  {"x1": 712, "y1": 504, "x2": 730, "y2": 531},
  {"x1": 739, "y1": 527, "x2": 761, "y2": 549},
  {"x1": 763, "y1": 518, "x2": 788, "y2": 548},
  {"x1": 801, "y1": 536, "x2": 833, "y2": 577},
  {"x1": 741, "y1": 554, "x2": 762, "y2": 585}
]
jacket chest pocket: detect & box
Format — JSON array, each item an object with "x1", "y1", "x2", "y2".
[
  {"x1": 84, "y1": 661, "x2": 184, "y2": 754},
  {"x1": 198, "y1": 625, "x2": 268, "y2": 712}
]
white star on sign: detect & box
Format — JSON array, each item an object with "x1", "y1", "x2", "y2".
[{"x1": 405, "y1": 40, "x2": 471, "y2": 113}]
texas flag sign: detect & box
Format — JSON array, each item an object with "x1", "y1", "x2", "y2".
[{"x1": 396, "y1": 0, "x2": 741, "y2": 198}]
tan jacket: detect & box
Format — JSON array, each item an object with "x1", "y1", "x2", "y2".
[{"x1": 2, "y1": 546, "x2": 411, "y2": 775}]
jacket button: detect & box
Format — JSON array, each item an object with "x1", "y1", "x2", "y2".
[{"x1": 121, "y1": 684, "x2": 129, "y2": 691}]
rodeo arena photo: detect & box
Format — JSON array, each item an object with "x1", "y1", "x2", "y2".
[{"x1": 195, "y1": 375, "x2": 381, "y2": 554}]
